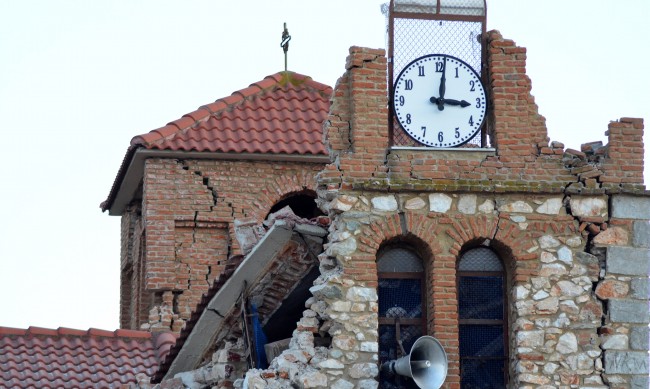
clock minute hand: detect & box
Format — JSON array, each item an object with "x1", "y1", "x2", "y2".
[{"x1": 437, "y1": 57, "x2": 446, "y2": 111}]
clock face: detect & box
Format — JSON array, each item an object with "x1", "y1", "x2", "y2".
[{"x1": 393, "y1": 54, "x2": 487, "y2": 147}]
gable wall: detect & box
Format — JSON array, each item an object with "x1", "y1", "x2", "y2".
[{"x1": 120, "y1": 157, "x2": 325, "y2": 332}]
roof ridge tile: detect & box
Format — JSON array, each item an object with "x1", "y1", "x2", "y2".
[
  {"x1": 56, "y1": 327, "x2": 88, "y2": 337},
  {"x1": 0, "y1": 326, "x2": 26, "y2": 336},
  {"x1": 182, "y1": 107, "x2": 211, "y2": 123},
  {"x1": 27, "y1": 326, "x2": 59, "y2": 336},
  {"x1": 233, "y1": 84, "x2": 263, "y2": 100},
  {"x1": 87, "y1": 328, "x2": 116, "y2": 337},
  {"x1": 167, "y1": 116, "x2": 195, "y2": 132},
  {"x1": 251, "y1": 76, "x2": 279, "y2": 91},
  {"x1": 199, "y1": 101, "x2": 229, "y2": 115},
  {"x1": 264, "y1": 72, "x2": 284, "y2": 84},
  {"x1": 219, "y1": 94, "x2": 244, "y2": 107},
  {"x1": 114, "y1": 328, "x2": 152, "y2": 339}
]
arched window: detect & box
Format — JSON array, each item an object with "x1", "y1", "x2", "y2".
[
  {"x1": 457, "y1": 247, "x2": 507, "y2": 388},
  {"x1": 377, "y1": 246, "x2": 425, "y2": 389}
]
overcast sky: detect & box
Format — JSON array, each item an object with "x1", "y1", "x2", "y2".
[{"x1": 1, "y1": 1, "x2": 648, "y2": 331}]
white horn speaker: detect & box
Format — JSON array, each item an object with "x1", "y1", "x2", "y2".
[{"x1": 381, "y1": 335, "x2": 448, "y2": 389}]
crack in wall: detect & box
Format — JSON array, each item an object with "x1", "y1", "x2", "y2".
[
  {"x1": 178, "y1": 159, "x2": 219, "y2": 211},
  {"x1": 561, "y1": 187, "x2": 608, "y2": 385}
]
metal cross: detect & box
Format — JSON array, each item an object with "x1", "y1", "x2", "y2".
[{"x1": 280, "y1": 23, "x2": 291, "y2": 72}]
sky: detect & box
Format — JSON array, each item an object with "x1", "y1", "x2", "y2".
[{"x1": 0, "y1": 0, "x2": 648, "y2": 331}]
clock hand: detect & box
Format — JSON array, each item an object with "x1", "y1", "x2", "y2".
[
  {"x1": 437, "y1": 57, "x2": 446, "y2": 111},
  {"x1": 443, "y1": 98, "x2": 470, "y2": 107}
]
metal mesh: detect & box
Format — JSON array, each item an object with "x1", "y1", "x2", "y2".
[
  {"x1": 460, "y1": 359, "x2": 505, "y2": 388},
  {"x1": 389, "y1": 1, "x2": 487, "y2": 147},
  {"x1": 457, "y1": 246, "x2": 506, "y2": 388},
  {"x1": 459, "y1": 325, "x2": 504, "y2": 357},
  {"x1": 377, "y1": 245, "x2": 424, "y2": 389},
  {"x1": 458, "y1": 276, "x2": 503, "y2": 320},
  {"x1": 378, "y1": 279, "x2": 423, "y2": 318},
  {"x1": 393, "y1": 18, "x2": 482, "y2": 77},
  {"x1": 392, "y1": 18, "x2": 483, "y2": 147},
  {"x1": 379, "y1": 324, "x2": 424, "y2": 389},
  {"x1": 458, "y1": 247, "x2": 502, "y2": 271},
  {"x1": 377, "y1": 247, "x2": 424, "y2": 272},
  {"x1": 393, "y1": 0, "x2": 486, "y2": 16}
]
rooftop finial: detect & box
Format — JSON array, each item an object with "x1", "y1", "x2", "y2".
[{"x1": 280, "y1": 22, "x2": 291, "y2": 73}]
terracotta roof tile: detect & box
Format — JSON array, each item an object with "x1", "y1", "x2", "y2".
[
  {"x1": 131, "y1": 71, "x2": 332, "y2": 155},
  {"x1": 102, "y1": 71, "x2": 331, "y2": 214},
  {"x1": 0, "y1": 326, "x2": 176, "y2": 388}
]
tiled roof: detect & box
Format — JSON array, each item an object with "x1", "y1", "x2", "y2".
[
  {"x1": 100, "y1": 71, "x2": 332, "y2": 214},
  {"x1": 0, "y1": 326, "x2": 177, "y2": 388},
  {"x1": 131, "y1": 71, "x2": 332, "y2": 155}
]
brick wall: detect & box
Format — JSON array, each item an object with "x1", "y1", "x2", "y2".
[
  {"x1": 120, "y1": 205, "x2": 150, "y2": 329},
  {"x1": 601, "y1": 118, "x2": 645, "y2": 187},
  {"x1": 121, "y1": 157, "x2": 324, "y2": 332}
]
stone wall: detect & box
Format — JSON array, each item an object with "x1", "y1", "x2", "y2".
[
  {"x1": 121, "y1": 157, "x2": 324, "y2": 332},
  {"x1": 599, "y1": 195, "x2": 650, "y2": 389},
  {"x1": 237, "y1": 37, "x2": 648, "y2": 389}
]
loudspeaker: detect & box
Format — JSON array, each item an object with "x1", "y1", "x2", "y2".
[{"x1": 381, "y1": 336, "x2": 448, "y2": 389}]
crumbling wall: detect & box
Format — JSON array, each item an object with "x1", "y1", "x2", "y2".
[
  {"x1": 120, "y1": 204, "x2": 151, "y2": 329},
  {"x1": 239, "y1": 39, "x2": 648, "y2": 389},
  {"x1": 123, "y1": 157, "x2": 323, "y2": 333}
]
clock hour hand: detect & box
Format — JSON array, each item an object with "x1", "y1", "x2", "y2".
[
  {"x1": 428, "y1": 97, "x2": 470, "y2": 108},
  {"x1": 443, "y1": 98, "x2": 470, "y2": 107}
]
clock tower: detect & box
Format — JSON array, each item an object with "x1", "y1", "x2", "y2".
[{"x1": 386, "y1": 0, "x2": 488, "y2": 147}]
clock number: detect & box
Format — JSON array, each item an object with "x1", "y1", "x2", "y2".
[
  {"x1": 455, "y1": 127, "x2": 460, "y2": 138},
  {"x1": 469, "y1": 80, "x2": 476, "y2": 92},
  {"x1": 421, "y1": 126, "x2": 426, "y2": 137},
  {"x1": 438, "y1": 131, "x2": 444, "y2": 143},
  {"x1": 455, "y1": 67, "x2": 459, "y2": 78},
  {"x1": 418, "y1": 66, "x2": 425, "y2": 77},
  {"x1": 476, "y1": 98, "x2": 481, "y2": 108},
  {"x1": 406, "y1": 114, "x2": 412, "y2": 124},
  {"x1": 405, "y1": 79, "x2": 413, "y2": 90},
  {"x1": 435, "y1": 62, "x2": 444, "y2": 72},
  {"x1": 398, "y1": 96, "x2": 405, "y2": 106},
  {"x1": 469, "y1": 115, "x2": 474, "y2": 126}
]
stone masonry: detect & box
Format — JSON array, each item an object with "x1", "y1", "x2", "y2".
[{"x1": 235, "y1": 34, "x2": 648, "y2": 389}]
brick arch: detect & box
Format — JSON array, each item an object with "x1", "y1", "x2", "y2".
[
  {"x1": 355, "y1": 212, "x2": 451, "y2": 342},
  {"x1": 247, "y1": 170, "x2": 319, "y2": 222},
  {"x1": 355, "y1": 212, "x2": 445, "y2": 255},
  {"x1": 442, "y1": 215, "x2": 540, "y2": 283},
  {"x1": 265, "y1": 188, "x2": 321, "y2": 219}
]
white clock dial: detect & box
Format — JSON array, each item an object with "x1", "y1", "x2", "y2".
[{"x1": 393, "y1": 54, "x2": 487, "y2": 147}]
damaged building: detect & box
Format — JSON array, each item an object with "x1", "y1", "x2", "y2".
[{"x1": 97, "y1": 1, "x2": 648, "y2": 388}]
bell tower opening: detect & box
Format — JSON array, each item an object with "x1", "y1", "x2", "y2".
[{"x1": 266, "y1": 190, "x2": 323, "y2": 220}]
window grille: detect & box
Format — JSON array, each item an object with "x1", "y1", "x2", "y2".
[
  {"x1": 458, "y1": 247, "x2": 507, "y2": 388},
  {"x1": 377, "y1": 246, "x2": 425, "y2": 389}
]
